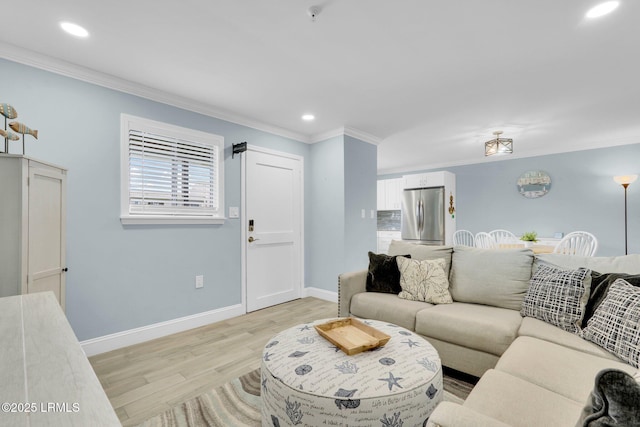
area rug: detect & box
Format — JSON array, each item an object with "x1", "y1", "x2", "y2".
[{"x1": 136, "y1": 368, "x2": 474, "y2": 427}]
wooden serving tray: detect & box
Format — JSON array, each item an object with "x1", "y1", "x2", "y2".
[{"x1": 314, "y1": 318, "x2": 391, "y2": 355}]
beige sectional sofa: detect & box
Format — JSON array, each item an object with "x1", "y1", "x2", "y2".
[{"x1": 337, "y1": 240, "x2": 640, "y2": 427}]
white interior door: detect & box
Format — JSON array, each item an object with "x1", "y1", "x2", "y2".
[
  {"x1": 245, "y1": 148, "x2": 302, "y2": 312},
  {"x1": 28, "y1": 166, "x2": 66, "y2": 310}
]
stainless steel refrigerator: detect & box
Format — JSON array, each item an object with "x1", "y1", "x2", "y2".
[{"x1": 401, "y1": 186, "x2": 445, "y2": 245}]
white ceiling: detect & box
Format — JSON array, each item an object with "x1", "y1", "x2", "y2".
[{"x1": 1, "y1": 1, "x2": 639, "y2": 174}]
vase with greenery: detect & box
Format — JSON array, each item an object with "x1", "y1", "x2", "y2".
[{"x1": 520, "y1": 231, "x2": 538, "y2": 247}]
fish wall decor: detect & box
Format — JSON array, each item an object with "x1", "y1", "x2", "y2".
[
  {"x1": 0, "y1": 103, "x2": 18, "y2": 119},
  {"x1": 9, "y1": 121, "x2": 38, "y2": 139},
  {"x1": 0, "y1": 129, "x2": 20, "y2": 140}
]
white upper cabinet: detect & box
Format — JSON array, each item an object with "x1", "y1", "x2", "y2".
[
  {"x1": 403, "y1": 172, "x2": 446, "y2": 189},
  {"x1": 377, "y1": 178, "x2": 403, "y2": 210}
]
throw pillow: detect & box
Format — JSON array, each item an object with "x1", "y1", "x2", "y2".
[
  {"x1": 582, "y1": 279, "x2": 640, "y2": 368},
  {"x1": 575, "y1": 369, "x2": 640, "y2": 427},
  {"x1": 396, "y1": 256, "x2": 453, "y2": 304},
  {"x1": 387, "y1": 240, "x2": 454, "y2": 278},
  {"x1": 581, "y1": 271, "x2": 640, "y2": 328},
  {"x1": 365, "y1": 252, "x2": 410, "y2": 294},
  {"x1": 520, "y1": 265, "x2": 591, "y2": 334}
]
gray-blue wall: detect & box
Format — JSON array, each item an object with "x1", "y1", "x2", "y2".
[
  {"x1": 344, "y1": 135, "x2": 378, "y2": 272},
  {"x1": 307, "y1": 135, "x2": 378, "y2": 291},
  {"x1": 381, "y1": 144, "x2": 640, "y2": 256},
  {"x1": 0, "y1": 59, "x2": 314, "y2": 340}
]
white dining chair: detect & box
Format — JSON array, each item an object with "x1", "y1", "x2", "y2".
[
  {"x1": 453, "y1": 230, "x2": 475, "y2": 247},
  {"x1": 475, "y1": 232, "x2": 497, "y2": 249},
  {"x1": 553, "y1": 231, "x2": 598, "y2": 256},
  {"x1": 489, "y1": 229, "x2": 518, "y2": 245}
]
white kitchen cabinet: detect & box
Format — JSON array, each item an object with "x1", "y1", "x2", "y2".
[
  {"x1": 377, "y1": 231, "x2": 401, "y2": 254},
  {"x1": 403, "y1": 172, "x2": 446, "y2": 189},
  {"x1": 0, "y1": 155, "x2": 67, "y2": 310},
  {"x1": 377, "y1": 178, "x2": 403, "y2": 210}
]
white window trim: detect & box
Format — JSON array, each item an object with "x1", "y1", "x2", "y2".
[{"x1": 120, "y1": 114, "x2": 225, "y2": 225}]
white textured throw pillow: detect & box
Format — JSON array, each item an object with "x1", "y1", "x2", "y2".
[{"x1": 396, "y1": 257, "x2": 453, "y2": 304}]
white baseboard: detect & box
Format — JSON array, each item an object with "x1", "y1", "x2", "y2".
[
  {"x1": 81, "y1": 304, "x2": 245, "y2": 357},
  {"x1": 302, "y1": 287, "x2": 338, "y2": 303}
]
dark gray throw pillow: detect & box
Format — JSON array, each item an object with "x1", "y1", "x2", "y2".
[
  {"x1": 366, "y1": 252, "x2": 410, "y2": 294},
  {"x1": 582, "y1": 272, "x2": 640, "y2": 328},
  {"x1": 576, "y1": 369, "x2": 640, "y2": 427}
]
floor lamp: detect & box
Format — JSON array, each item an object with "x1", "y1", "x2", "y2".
[{"x1": 613, "y1": 174, "x2": 638, "y2": 255}]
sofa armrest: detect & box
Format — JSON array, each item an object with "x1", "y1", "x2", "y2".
[
  {"x1": 338, "y1": 269, "x2": 367, "y2": 317},
  {"x1": 427, "y1": 402, "x2": 512, "y2": 427}
]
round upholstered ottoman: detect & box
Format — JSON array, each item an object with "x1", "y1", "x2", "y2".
[{"x1": 261, "y1": 318, "x2": 442, "y2": 427}]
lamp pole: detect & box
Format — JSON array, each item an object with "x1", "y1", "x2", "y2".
[
  {"x1": 622, "y1": 183, "x2": 629, "y2": 255},
  {"x1": 614, "y1": 174, "x2": 638, "y2": 255}
]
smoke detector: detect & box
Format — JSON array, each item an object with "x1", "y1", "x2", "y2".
[{"x1": 308, "y1": 6, "x2": 321, "y2": 22}]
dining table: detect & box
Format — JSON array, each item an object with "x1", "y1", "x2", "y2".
[{"x1": 498, "y1": 243, "x2": 556, "y2": 254}]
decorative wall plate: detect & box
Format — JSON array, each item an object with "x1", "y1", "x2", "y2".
[{"x1": 517, "y1": 170, "x2": 551, "y2": 198}]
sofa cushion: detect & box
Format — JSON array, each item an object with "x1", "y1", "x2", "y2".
[
  {"x1": 582, "y1": 279, "x2": 640, "y2": 368},
  {"x1": 397, "y1": 256, "x2": 453, "y2": 304},
  {"x1": 464, "y1": 369, "x2": 585, "y2": 427},
  {"x1": 415, "y1": 302, "x2": 522, "y2": 356},
  {"x1": 518, "y1": 317, "x2": 623, "y2": 362},
  {"x1": 535, "y1": 253, "x2": 640, "y2": 274},
  {"x1": 349, "y1": 292, "x2": 431, "y2": 330},
  {"x1": 449, "y1": 246, "x2": 534, "y2": 310},
  {"x1": 582, "y1": 271, "x2": 640, "y2": 328},
  {"x1": 388, "y1": 240, "x2": 453, "y2": 277},
  {"x1": 365, "y1": 251, "x2": 409, "y2": 294},
  {"x1": 496, "y1": 336, "x2": 635, "y2": 404},
  {"x1": 520, "y1": 265, "x2": 591, "y2": 334}
]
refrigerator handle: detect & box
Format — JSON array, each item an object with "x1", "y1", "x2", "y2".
[{"x1": 417, "y1": 199, "x2": 424, "y2": 234}]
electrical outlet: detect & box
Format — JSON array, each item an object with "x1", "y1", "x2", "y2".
[
  {"x1": 195, "y1": 275, "x2": 204, "y2": 289},
  {"x1": 361, "y1": 209, "x2": 366, "y2": 219},
  {"x1": 370, "y1": 209, "x2": 375, "y2": 219}
]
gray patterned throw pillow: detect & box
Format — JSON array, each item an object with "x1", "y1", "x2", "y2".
[
  {"x1": 520, "y1": 265, "x2": 591, "y2": 334},
  {"x1": 582, "y1": 279, "x2": 640, "y2": 368},
  {"x1": 396, "y1": 257, "x2": 453, "y2": 304}
]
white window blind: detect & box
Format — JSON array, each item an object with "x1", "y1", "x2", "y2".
[{"x1": 121, "y1": 115, "x2": 224, "y2": 224}]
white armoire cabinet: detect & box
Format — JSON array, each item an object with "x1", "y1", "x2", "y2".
[{"x1": 0, "y1": 155, "x2": 67, "y2": 310}]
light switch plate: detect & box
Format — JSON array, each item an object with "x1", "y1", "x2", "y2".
[
  {"x1": 229, "y1": 206, "x2": 239, "y2": 218},
  {"x1": 195, "y1": 275, "x2": 204, "y2": 288}
]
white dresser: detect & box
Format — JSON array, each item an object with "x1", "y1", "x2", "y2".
[{"x1": 0, "y1": 155, "x2": 67, "y2": 308}]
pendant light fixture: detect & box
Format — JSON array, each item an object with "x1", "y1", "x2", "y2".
[{"x1": 485, "y1": 131, "x2": 513, "y2": 156}]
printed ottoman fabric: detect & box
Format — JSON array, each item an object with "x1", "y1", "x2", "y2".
[{"x1": 261, "y1": 319, "x2": 443, "y2": 427}]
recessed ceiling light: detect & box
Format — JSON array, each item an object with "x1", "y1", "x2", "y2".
[
  {"x1": 586, "y1": 1, "x2": 619, "y2": 19},
  {"x1": 60, "y1": 21, "x2": 89, "y2": 38},
  {"x1": 302, "y1": 114, "x2": 315, "y2": 121}
]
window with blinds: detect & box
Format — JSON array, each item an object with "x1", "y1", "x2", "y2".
[{"x1": 120, "y1": 114, "x2": 224, "y2": 224}]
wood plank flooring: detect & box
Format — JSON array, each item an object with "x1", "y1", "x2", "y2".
[{"x1": 89, "y1": 297, "x2": 337, "y2": 426}]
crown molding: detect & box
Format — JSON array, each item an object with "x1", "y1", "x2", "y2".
[
  {"x1": 310, "y1": 126, "x2": 382, "y2": 145},
  {"x1": 0, "y1": 42, "x2": 309, "y2": 143},
  {"x1": 344, "y1": 126, "x2": 382, "y2": 146}
]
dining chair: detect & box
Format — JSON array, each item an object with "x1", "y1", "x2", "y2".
[
  {"x1": 489, "y1": 229, "x2": 518, "y2": 245},
  {"x1": 453, "y1": 230, "x2": 475, "y2": 247},
  {"x1": 553, "y1": 231, "x2": 598, "y2": 256},
  {"x1": 475, "y1": 232, "x2": 497, "y2": 249}
]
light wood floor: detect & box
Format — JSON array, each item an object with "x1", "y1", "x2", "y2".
[{"x1": 89, "y1": 297, "x2": 337, "y2": 426}]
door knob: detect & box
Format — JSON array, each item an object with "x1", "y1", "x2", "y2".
[{"x1": 248, "y1": 236, "x2": 260, "y2": 243}]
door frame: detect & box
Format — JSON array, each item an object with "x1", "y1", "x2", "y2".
[{"x1": 240, "y1": 145, "x2": 305, "y2": 313}]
